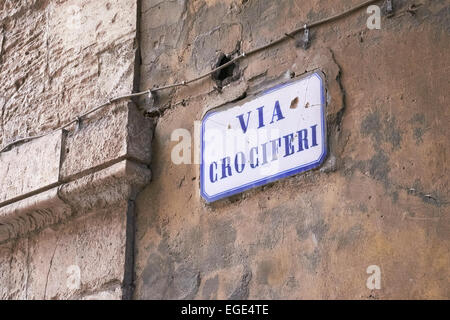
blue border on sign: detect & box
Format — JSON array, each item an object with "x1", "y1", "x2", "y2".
[{"x1": 200, "y1": 71, "x2": 327, "y2": 203}]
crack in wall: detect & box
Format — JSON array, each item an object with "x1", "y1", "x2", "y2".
[
  {"x1": 43, "y1": 235, "x2": 59, "y2": 300},
  {"x1": 24, "y1": 236, "x2": 30, "y2": 299},
  {"x1": 329, "y1": 48, "x2": 346, "y2": 132}
]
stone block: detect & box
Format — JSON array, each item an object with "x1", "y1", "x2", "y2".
[
  {"x1": 60, "y1": 102, "x2": 152, "y2": 180},
  {"x1": 24, "y1": 205, "x2": 128, "y2": 300},
  {"x1": 0, "y1": 131, "x2": 63, "y2": 206}
]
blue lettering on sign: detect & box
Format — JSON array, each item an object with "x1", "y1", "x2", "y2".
[
  {"x1": 236, "y1": 111, "x2": 251, "y2": 134},
  {"x1": 208, "y1": 124, "x2": 320, "y2": 183},
  {"x1": 236, "y1": 101, "x2": 285, "y2": 133}
]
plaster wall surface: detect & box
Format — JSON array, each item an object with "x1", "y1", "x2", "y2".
[{"x1": 134, "y1": 0, "x2": 449, "y2": 299}]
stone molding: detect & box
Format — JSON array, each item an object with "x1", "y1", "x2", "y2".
[{"x1": 0, "y1": 102, "x2": 152, "y2": 243}]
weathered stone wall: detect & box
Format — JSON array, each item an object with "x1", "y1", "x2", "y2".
[
  {"x1": 134, "y1": 0, "x2": 449, "y2": 299},
  {"x1": 1, "y1": 205, "x2": 127, "y2": 299},
  {"x1": 0, "y1": 0, "x2": 137, "y2": 147},
  {"x1": 0, "y1": 0, "x2": 152, "y2": 299}
]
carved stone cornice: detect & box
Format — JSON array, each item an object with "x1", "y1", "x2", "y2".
[{"x1": 0, "y1": 102, "x2": 152, "y2": 243}]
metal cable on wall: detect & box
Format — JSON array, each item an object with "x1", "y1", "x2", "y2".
[{"x1": 1, "y1": 0, "x2": 400, "y2": 154}]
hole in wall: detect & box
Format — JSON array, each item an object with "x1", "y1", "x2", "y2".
[
  {"x1": 215, "y1": 55, "x2": 235, "y2": 81},
  {"x1": 212, "y1": 52, "x2": 240, "y2": 90}
]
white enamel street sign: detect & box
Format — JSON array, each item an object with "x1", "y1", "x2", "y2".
[{"x1": 200, "y1": 71, "x2": 327, "y2": 202}]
